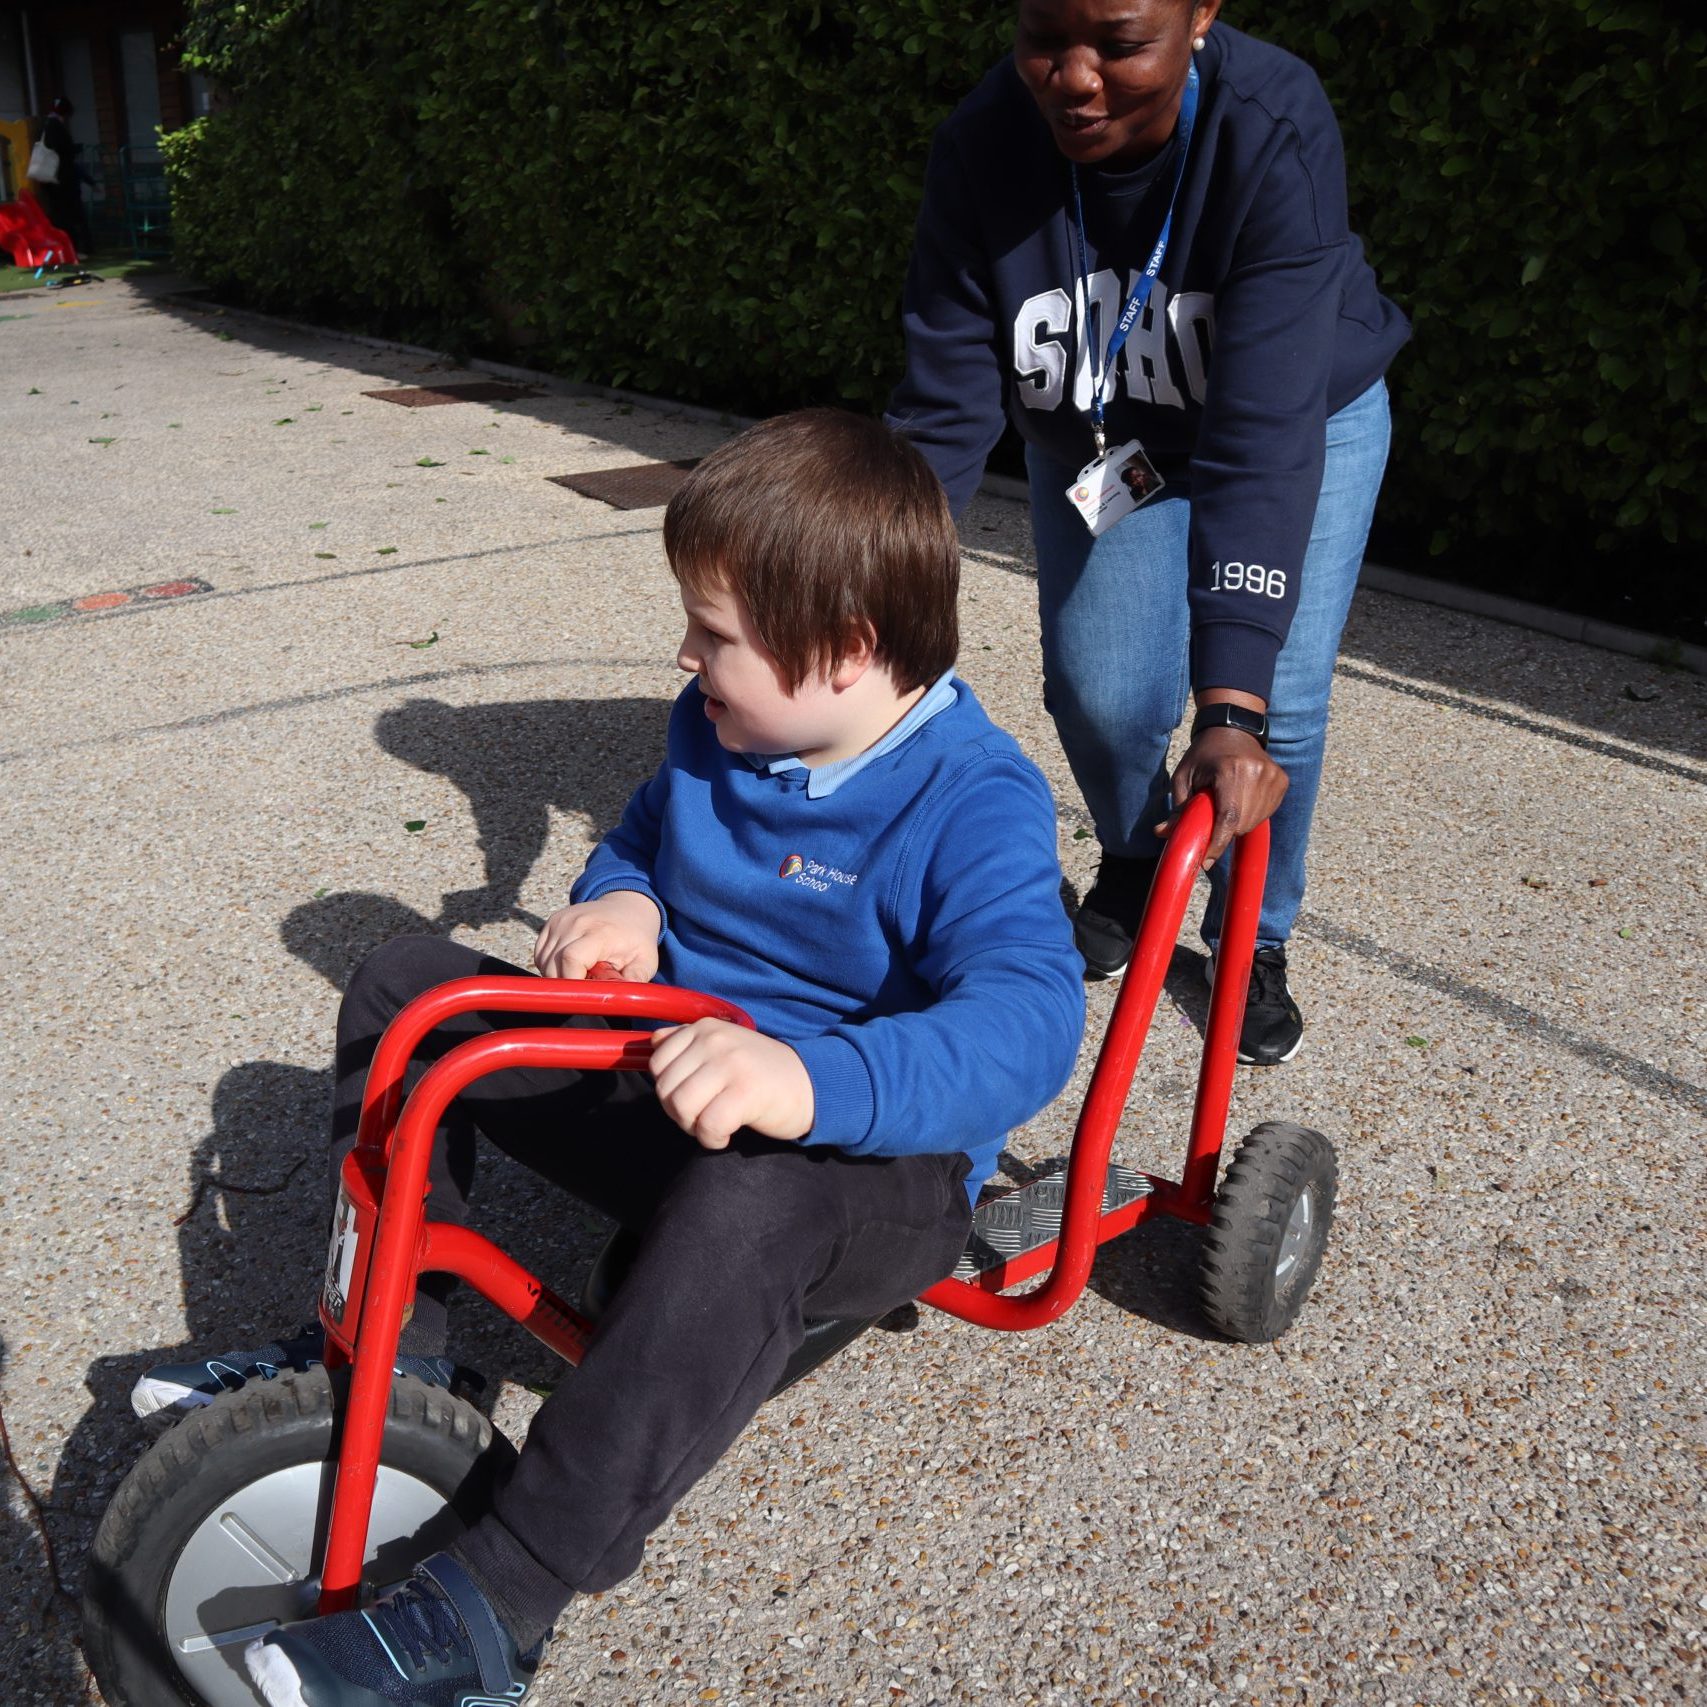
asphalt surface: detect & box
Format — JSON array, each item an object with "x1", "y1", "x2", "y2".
[{"x1": 2, "y1": 278, "x2": 1703, "y2": 1707}]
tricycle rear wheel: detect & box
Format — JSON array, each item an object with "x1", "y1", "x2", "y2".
[
  {"x1": 81, "y1": 1366, "x2": 513, "y2": 1707},
  {"x1": 1198, "y1": 1121, "x2": 1337, "y2": 1343}
]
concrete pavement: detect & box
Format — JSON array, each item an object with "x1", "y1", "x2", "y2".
[{"x1": 2, "y1": 277, "x2": 1703, "y2": 1706}]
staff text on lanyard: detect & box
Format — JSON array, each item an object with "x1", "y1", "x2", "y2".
[{"x1": 1069, "y1": 61, "x2": 1200, "y2": 458}]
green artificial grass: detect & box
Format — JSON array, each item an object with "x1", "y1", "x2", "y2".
[{"x1": 0, "y1": 253, "x2": 175, "y2": 295}]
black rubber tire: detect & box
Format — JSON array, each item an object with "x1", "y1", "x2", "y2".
[
  {"x1": 81, "y1": 1368, "x2": 515, "y2": 1707},
  {"x1": 1198, "y1": 1121, "x2": 1337, "y2": 1343}
]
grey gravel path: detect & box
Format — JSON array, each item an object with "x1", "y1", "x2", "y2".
[{"x1": 2, "y1": 280, "x2": 1703, "y2": 1707}]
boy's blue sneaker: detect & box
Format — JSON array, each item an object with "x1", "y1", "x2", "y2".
[
  {"x1": 129, "y1": 1323, "x2": 471, "y2": 1419},
  {"x1": 245, "y1": 1552, "x2": 542, "y2": 1706}
]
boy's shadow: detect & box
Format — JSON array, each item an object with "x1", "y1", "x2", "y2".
[
  {"x1": 63, "y1": 696, "x2": 670, "y2": 1643},
  {"x1": 269, "y1": 693, "x2": 674, "y2": 1384},
  {"x1": 53, "y1": 1057, "x2": 330, "y2": 1692},
  {"x1": 2, "y1": 1336, "x2": 95, "y2": 1702}
]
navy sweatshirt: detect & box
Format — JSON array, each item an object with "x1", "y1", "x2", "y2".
[
  {"x1": 887, "y1": 25, "x2": 1409, "y2": 700},
  {"x1": 573, "y1": 679, "x2": 1086, "y2": 1202}
]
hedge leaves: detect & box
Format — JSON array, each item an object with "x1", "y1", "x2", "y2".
[{"x1": 166, "y1": 0, "x2": 1705, "y2": 569}]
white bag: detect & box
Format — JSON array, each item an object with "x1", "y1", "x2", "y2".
[{"x1": 28, "y1": 137, "x2": 60, "y2": 183}]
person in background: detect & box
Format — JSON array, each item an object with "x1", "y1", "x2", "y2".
[
  {"x1": 35, "y1": 96, "x2": 89, "y2": 256},
  {"x1": 888, "y1": 0, "x2": 1408, "y2": 1064}
]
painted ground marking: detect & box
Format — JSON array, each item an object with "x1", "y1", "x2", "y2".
[{"x1": 2, "y1": 577, "x2": 213, "y2": 628}]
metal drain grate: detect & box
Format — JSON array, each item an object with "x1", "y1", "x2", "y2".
[
  {"x1": 547, "y1": 459, "x2": 701, "y2": 511},
  {"x1": 362, "y1": 382, "x2": 541, "y2": 407},
  {"x1": 954, "y1": 1161, "x2": 1153, "y2": 1280}
]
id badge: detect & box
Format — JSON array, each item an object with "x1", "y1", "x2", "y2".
[{"x1": 1065, "y1": 440, "x2": 1166, "y2": 537}]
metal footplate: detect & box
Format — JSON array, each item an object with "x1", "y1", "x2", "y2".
[{"x1": 954, "y1": 1160, "x2": 1153, "y2": 1281}]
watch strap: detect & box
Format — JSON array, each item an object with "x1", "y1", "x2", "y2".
[{"x1": 1191, "y1": 703, "x2": 1269, "y2": 748}]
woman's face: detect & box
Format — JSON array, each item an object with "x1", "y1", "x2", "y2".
[{"x1": 1015, "y1": 0, "x2": 1219, "y2": 168}]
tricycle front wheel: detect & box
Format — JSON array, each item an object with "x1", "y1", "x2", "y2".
[
  {"x1": 1198, "y1": 1121, "x2": 1337, "y2": 1343},
  {"x1": 82, "y1": 1366, "x2": 513, "y2": 1707}
]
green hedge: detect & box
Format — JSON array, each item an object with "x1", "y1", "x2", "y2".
[
  {"x1": 167, "y1": 0, "x2": 1706, "y2": 577},
  {"x1": 1260, "y1": 0, "x2": 1706, "y2": 567}
]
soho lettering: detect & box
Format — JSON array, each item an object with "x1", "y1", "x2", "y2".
[{"x1": 1013, "y1": 278, "x2": 1215, "y2": 413}]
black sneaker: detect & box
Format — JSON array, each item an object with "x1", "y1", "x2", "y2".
[
  {"x1": 1072, "y1": 852, "x2": 1160, "y2": 981},
  {"x1": 1207, "y1": 945, "x2": 1304, "y2": 1065},
  {"x1": 129, "y1": 1322, "x2": 479, "y2": 1420},
  {"x1": 246, "y1": 1552, "x2": 543, "y2": 1707}
]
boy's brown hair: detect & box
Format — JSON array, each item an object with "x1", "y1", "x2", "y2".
[{"x1": 663, "y1": 409, "x2": 959, "y2": 692}]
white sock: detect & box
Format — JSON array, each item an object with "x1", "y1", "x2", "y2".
[{"x1": 245, "y1": 1637, "x2": 310, "y2": 1707}]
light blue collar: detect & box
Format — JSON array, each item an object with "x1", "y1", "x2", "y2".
[{"x1": 746, "y1": 670, "x2": 958, "y2": 798}]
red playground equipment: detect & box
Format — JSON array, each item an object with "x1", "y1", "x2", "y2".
[
  {"x1": 83, "y1": 794, "x2": 1337, "y2": 1707},
  {"x1": 0, "y1": 189, "x2": 77, "y2": 269}
]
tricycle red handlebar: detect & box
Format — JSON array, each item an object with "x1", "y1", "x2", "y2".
[{"x1": 353, "y1": 974, "x2": 755, "y2": 1159}]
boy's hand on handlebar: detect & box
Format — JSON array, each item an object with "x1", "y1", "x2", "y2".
[
  {"x1": 532, "y1": 892, "x2": 661, "y2": 982},
  {"x1": 1157, "y1": 728, "x2": 1288, "y2": 870},
  {"x1": 648, "y1": 1020, "x2": 815, "y2": 1151}
]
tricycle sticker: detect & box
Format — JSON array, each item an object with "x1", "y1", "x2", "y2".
[{"x1": 322, "y1": 1190, "x2": 360, "y2": 1320}]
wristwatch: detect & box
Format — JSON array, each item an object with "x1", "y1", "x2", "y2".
[{"x1": 1191, "y1": 703, "x2": 1270, "y2": 748}]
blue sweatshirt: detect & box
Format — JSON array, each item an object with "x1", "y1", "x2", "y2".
[
  {"x1": 573, "y1": 678, "x2": 1086, "y2": 1202},
  {"x1": 886, "y1": 25, "x2": 1409, "y2": 701}
]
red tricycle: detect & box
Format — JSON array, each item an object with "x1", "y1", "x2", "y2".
[{"x1": 83, "y1": 795, "x2": 1336, "y2": 1707}]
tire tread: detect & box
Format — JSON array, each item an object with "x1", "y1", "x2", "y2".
[{"x1": 1198, "y1": 1121, "x2": 1337, "y2": 1343}]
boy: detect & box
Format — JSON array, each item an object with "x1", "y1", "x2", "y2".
[{"x1": 152, "y1": 410, "x2": 1086, "y2": 1705}]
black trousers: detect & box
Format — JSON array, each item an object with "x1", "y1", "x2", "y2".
[{"x1": 332, "y1": 937, "x2": 972, "y2": 1646}]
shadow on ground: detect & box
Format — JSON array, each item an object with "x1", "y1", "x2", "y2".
[
  {"x1": 2, "y1": 1337, "x2": 94, "y2": 1702},
  {"x1": 56, "y1": 693, "x2": 671, "y2": 1684},
  {"x1": 1337, "y1": 592, "x2": 1707, "y2": 769},
  {"x1": 373, "y1": 695, "x2": 666, "y2": 931},
  {"x1": 150, "y1": 289, "x2": 737, "y2": 487}
]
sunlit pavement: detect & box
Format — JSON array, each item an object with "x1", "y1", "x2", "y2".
[{"x1": 3, "y1": 277, "x2": 1702, "y2": 1706}]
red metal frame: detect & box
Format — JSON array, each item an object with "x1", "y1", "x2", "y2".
[
  {"x1": 313, "y1": 793, "x2": 1262, "y2": 1609},
  {"x1": 921, "y1": 795, "x2": 1265, "y2": 1326}
]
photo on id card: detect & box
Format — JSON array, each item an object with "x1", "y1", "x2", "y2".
[{"x1": 1065, "y1": 440, "x2": 1166, "y2": 537}]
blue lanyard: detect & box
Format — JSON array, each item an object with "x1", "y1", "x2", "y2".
[{"x1": 1069, "y1": 61, "x2": 1199, "y2": 456}]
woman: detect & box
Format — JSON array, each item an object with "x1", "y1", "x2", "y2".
[{"x1": 888, "y1": 0, "x2": 1407, "y2": 1064}]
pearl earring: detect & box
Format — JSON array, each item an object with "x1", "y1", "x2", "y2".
[{"x1": 1193, "y1": 35, "x2": 1206, "y2": 51}]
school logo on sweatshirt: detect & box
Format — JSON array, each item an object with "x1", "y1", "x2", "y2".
[{"x1": 779, "y1": 853, "x2": 859, "y2": 893}]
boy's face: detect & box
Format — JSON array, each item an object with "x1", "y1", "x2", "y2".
[{"x1": 676, "y1": 581, "x2": 849, "y2": 763}]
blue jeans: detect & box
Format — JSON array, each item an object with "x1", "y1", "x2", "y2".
[{"x1": 1028, "y1": 379, "x2": 1391, "y2": 951}]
